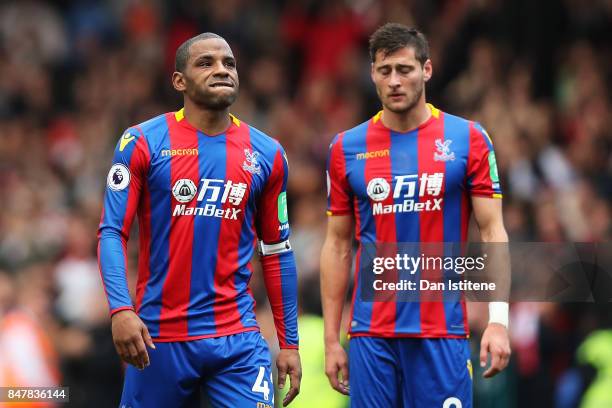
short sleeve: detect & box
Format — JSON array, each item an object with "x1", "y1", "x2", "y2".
[
  {"x1": 326, "y1": 133, "x2": 353, "y2": 215},
  {"x1": 467, "y1": 122, "x2": 502, "y2": 198}
]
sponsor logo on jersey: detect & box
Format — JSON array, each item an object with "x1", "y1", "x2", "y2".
[
  {"x1": 242, "y1": 148, "x2": 261, "y2": 175},
  {"x1": 161, "y1": 148, "x2": 199, "y2": 157},
  {"x1": 119, "y1": 133, "x2": 135, "y2": 152},
  {"x1": 370, "y1": 173, "x2": 444, "y2": 215},
  {"x1": 107, "y1": 164, "x2": 131, "y2": 191},
  {"x1": 172, "y1": 178, "x2": 247, "y2": 220},
  {"x1": 434, "y1": 139, "x2": 455, "y2": 162},
  {"x1": 356, "y1": 149, "x2": 390, "y2": 160},
  {"x1": 172, "y1": 179, "x2": 197, "y2": 203},
  {"x1": 367, "y1": 178, "x2": 391, "y2": 201}
]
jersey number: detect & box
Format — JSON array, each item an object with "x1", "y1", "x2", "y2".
[{"x1": 252, "y1": 366, "x2": 271, "y2": 401}]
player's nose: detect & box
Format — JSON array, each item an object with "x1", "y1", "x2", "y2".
[
  {"x1": 212, "y1": 61, "x2": 231, "y2": 77},
  {"x1": 388, "y1": 70, "x2": 402, "y2": 87}
]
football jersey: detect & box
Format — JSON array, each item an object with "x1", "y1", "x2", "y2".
[
  {"x1": 326, "y1": 104, "x2": 502, "y2": 338},
  {"x1": 98, "y1": 109, "x2": 298, "y2": 348}
]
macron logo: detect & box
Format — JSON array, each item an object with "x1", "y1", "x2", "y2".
[
  {"x1": 356, "y1": 149, "x2": 390, "y2": 160},
  {"x1": 161, "y1": 148, "x2": 199, "y2": 157}
]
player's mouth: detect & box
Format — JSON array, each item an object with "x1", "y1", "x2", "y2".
[{"x1": 209, "y1": 82, "x2": 234, "y2": 88}]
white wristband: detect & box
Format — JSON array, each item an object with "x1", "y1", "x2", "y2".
[
  {"x1": 258, "y1": 240, "x2": 292, "y2": 256},
  {"x1": 488, "y1": 302, "x2": 509, "y2": 328}
]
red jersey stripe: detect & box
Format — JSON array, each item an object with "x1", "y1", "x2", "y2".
[
  {"x1": 212, "y1": 123, "x2": 252, "y2": 333},
  {"x1": 158, "y1": 113, "x2": 199, "y2": 338},
  {"x1": 366, "y1": 121, "x2": 397, "y2": 334}
]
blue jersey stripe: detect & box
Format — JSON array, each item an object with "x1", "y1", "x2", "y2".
[
  {"x1": 139, "y1": 118, "x2": 172, "y2": 337},
  {"x1": 235, "y1": 127, "x2": 258, "y2": 328},
  {"x1": 346, "y1": 123, "x2": 375, "y2": 332},
  {"x1": 391, "y1": 129, "x2": 423, "y2": 335},
  {"x1": 442, "y1": 113, "x2": 470, "y2": 335}
]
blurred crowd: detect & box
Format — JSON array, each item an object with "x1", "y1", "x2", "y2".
[{"x1": 0, "y1": 0, "x2": 610, "y2": 407}]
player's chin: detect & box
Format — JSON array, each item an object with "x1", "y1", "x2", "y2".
[
  {"x1": 384, "y1": 100, "x2": 412, "y2": 114},
  {"x1": 202, "y1": 92, "x2": 238, "y2": 110}
]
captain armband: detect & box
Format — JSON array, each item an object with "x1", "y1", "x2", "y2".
[{"x1": 258, "y1": 240, "x2": 292, "y2": 256}]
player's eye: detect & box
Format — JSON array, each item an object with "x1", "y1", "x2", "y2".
[
  {"x1": 225, "y1": 60, "x2": 236, "y2": 68},
  {"x1": 379, "y1": 67, "x2": 391, "y2": 75},
  {"x1": 398, "y1": 66, "x2": 413, "y2": 74}
]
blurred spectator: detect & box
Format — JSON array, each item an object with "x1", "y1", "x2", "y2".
[{"x1": 0, "y1": 265, "x2": 60, "y2": 397}]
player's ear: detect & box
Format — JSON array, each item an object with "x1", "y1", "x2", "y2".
[
  {"x1": 423, "y1": 59, "x2": 433, "y2": 82},
  {"x1": 172, "y1": 71, "x2": 187, "y2": 92},
  {"x1": 370, "y1": 62, "x2": 375, "y2": 83}
]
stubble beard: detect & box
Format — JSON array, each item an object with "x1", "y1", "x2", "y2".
[
  {"x1": 384, "y1": 81, "x2": 424, "y2": 114},
  {"x1": 192, "y1": 87, "x2": 238, "y2": 110},
  {"x1": 186, "y1": 76, "x2": 239, "y2": 110}
]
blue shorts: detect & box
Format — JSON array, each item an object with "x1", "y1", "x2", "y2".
[
  {"x1": 349, "y1": 337, "x2": 472, "y2": 408},
  {"x1": 120, "y1": 331, "x2": 274, "y2": 408}
]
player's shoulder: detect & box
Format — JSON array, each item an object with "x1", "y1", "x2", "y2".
[
  {"x1": 245, "y1": 122, "x2": 285, "y2": 155},
  {"x1": 440, "y1": 109, "x2": 487, "y2": 134},
  {"x1": 436, "y1": 108, "x2": 494, "y2": 147},
  {"x1": 125, "y1": 112, "x2": 171, "y2": 139},
  {"x1": 441, "y1": 109, "x2": 471, "y2": 125},
  {"x1": 329, "y1": 118, "x2": 371, "y2": 150}
]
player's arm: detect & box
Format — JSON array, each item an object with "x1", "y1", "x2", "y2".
[
  {"x1": 98, "y1": 129, "x2": 154, "y2": 370},
  {"x1": 321, "y1": 133, "x2": 353, "y2": 395},
  {"x1": 320, "y1": 214, "x2": 353, "y2": 395},
  {"x1": 468, "y1": 122, "x2": 511, "y2": 378},
  {"x1": 256, "y1": 144, "x2": 301, "y2": 406},
  {"x1": 472, "y1": 197, "x2": 511, "y2": 378}
]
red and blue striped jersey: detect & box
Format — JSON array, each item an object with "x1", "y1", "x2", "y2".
[
  {"x1": 98, "y1": 109, "x2": 298, "y2": 348},
  {"x1": 326, "y1": 104, "x2": 502, "y2": 338}
]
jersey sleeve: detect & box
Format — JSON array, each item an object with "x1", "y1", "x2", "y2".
[
  {"x1": 326, "y1": 133, "x2": 353, "y2": 215},
  {"x1": 467, "y1": 122, "x2": 503, "y2": 198},
  {"x1": 256, "y1": 144, "x2": 290, "y2": 243},
  {"x1": 257, "y1": 143, "x2": 299, "y2": 349},
  {"x1": 97, "y1": 128, "x2": 150, "y2": 316}
]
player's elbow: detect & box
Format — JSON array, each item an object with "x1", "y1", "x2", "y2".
[
  {"x1": 479, "y1": 222, "x2": 508, "y2": 243},
  {"x1": 98, "y1": 226, "x2": 128, "y2": 245},
  {"x1": 322, "y1": 237, "x2": 351, "y2": 263}
]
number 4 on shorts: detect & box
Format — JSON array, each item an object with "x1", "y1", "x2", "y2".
[{"x1": 252, "y1": 366, "x2": 271, "y2": 401}]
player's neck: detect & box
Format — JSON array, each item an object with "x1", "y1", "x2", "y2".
[
  {"x1": 381, "y1": 101, "x2": 431, "y2": 133},
  {"x1": 183, "y1": 102, "x2": 232, "y2": 135}
]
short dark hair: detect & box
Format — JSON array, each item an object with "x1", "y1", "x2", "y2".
[
  {"x1": 175, "y1": 32, "x2": 225, "y2": 73},
  {"x1": 369, "y1": 23, "x2": 429, "y2": 65}
]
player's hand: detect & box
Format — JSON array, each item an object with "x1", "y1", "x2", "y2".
[
  {"x1": 111, "y1": 309, "x2": 156, "y2": 370},
  {"x1": 277, "y1": 348, "x2": 302, "y2": 406},
  {"x1": 480, "y1": 323, "x2": 511, "y2": 378},
  {"x1": 324, "y1": 341, "x2": 349, "y2": 395}
]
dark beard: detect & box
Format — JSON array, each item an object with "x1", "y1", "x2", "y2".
[
  {"x1": 385, "y1": 83, "x2": 423, "y2": 114},
  {"x1": 190, "y1": 87, "x2": 238, "y2": 110}
]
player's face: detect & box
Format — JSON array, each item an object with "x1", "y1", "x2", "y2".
[
  {"x1": 177, "y1": 38, "x2": 239, "y2": 110},
  {"x1": 371, "y1": 47, "x2": 432, "y2": 114}
]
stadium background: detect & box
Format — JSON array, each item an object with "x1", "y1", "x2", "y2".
[{"x1": 0, "y1": 0, "x2": 610, "y2": 407}]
